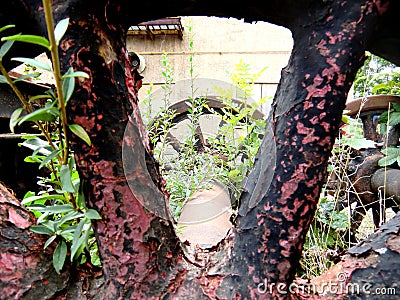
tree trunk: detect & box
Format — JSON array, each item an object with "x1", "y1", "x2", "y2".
[
  {"x1": 232, "y1": 1, "x2": 378, "y2": 296},
  {"x1": 1, "y1": 0, "x2": 399, "y2": 299},
  {"x1": 2, "y1": 183, "x2": 400, "y2": 299}
]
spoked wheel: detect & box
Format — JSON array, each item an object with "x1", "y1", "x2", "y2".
[
  {"x1": 338, "y1": 95, "x2": 400, "y2": 242},
  {"x1": 148, "y1": 96, "x2": 265, "y2": 247},
  {"x1": 150, "y1": 96, "x2": 264, "y2": 172}
]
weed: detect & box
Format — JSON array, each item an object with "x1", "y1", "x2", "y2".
[
  {"x1": 301, "y1": 53, "x2": 400, "y2": 277},
  {"x1": 0, "y1": 1, "x2": 100, "y2": 274},
  {"x1": 141, "y1": 20, "x2": 268, "y2": 221}
]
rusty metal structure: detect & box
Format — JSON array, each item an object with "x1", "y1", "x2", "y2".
[
  {"x1": 128, "y1": 17, "x2": 184, "y2": 40},
  {"x1": 343, "y1": 95, "x2": 400, "y2": 240}
]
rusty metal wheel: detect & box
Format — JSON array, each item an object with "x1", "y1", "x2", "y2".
[
  {"x1": 143, "y1": 82, "x2": 265, "y2": 247},
  {"x1": 340, "y1": 95, "x2": 400, "y2": 241},
  {"x1": 149, "y1": 96, "x2": 264, "y2": 168}
]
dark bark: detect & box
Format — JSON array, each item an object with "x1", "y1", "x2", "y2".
[
  {"x1": 2, "y1": 183, "x2": 400, "y2": 299},
  {"x1": 0, "y1": 184, "x2": 71, "y2": 299},
  {"x1": 51, "y1": 2, "x2": 187, "y2": 298},
  {"x1": 0, "y1": 0, "x2": 399, "y2": 299},
  {"x1": 233, "y1": 2, "x2": 382, "y2": 296}
]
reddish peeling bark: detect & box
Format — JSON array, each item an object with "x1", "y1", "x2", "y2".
[
  {"x1": 3, "y1": 1, "x2": 190, "y2": 299},
  {"x1": 2, "y1": 181, "x2": 399, "y2": 299},
  {"x1": 0, "y1": 184, "x2": 71, "y2": 299},
  {"x1": 1, "y1": 0, "x2": 400, "y2": 299},
  {"x1": 231, "y1": 2, "x2": 386, "y2": 297},
  {"x1": 50, "y1": 1, "x2": 189, "y2": 298}
]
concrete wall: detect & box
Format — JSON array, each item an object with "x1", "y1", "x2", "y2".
[{"x1": 126, "y1": 16, "x2": 294, "y2": 115}]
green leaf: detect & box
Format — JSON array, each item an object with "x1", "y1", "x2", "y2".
[
  {"x1": 33, "y1": 204, "x2": 75, "y2": 214},
  {"x1": 19, "y1": 137, "x2": 52, "y2": 156},
  {"x1": 58, "y1": 211, "x2": 84, "y2": 227},
  {"x1": 70, "y1": 218, "x2": 86, "y2": 261},
  {"x1": 18, "y1": 106, "x2": 59, "y2": 124},
  {"x1": 26, "y1": 203, "x2": 45, "y2": 210},
  {"x1": 30, "y1": 225, "x2": 54, "y2": 235},
  {"x1": 0, "y1": 40, "x2": 15, "y2": 59},
  {"x1": 378, "y1": 123, "x2": 388, "y2": 135},
  {"x1": 330, "y1": 212, "x2": 349, "y2": 230},
  {"x1": 62, "y1": 71, "x2": 89, "y2": 79},
  {"x1": 90, "y1": 246, "x2": 101, "y2": 267},
  {"x1": 11, "y1": 57, "x2": 52, "y2": 72},
  {"x1": 21, "y1": 194, "x2": 65, "y2": 205},
  {"x1": 45, "y1": 88, "x2": 57, "y2": 100},
  {"x1": 9, "y1": 107, "x2": 23, "y2": 133},
  {"x1": 341, "y1": 136, "x2": 375, "y2": 150},
  {"x1": 60, "y1": 164, "x2": 76, "y2": 193},
  {"x1": 36, "y1": 212, "x2": 50, "y2": 224},
  {"x1": 53, "y1": 240, "x2": 67, "y2": 274},
  {"x1": 60, "y1": 225, "x2": 77, "y2": 234},
  {"x1": 54, "y1": 18, "x2": 69, "y2": 46},
  {"x1": 392, "y1": 102, "x2": 400, "y2": 112},
  {"x1": 85, "y1": 209, "x2": 101, "y2": 220},
  {"x1": 44, "y1": 235, "x2": 57, "y2": 249},
  {"x1": 82, "y1": 227, "x2": 92, "y2": 254},
  {"x1": 2, "y1": 34, "x2": 50, "y2": 50},
  {"x1": 23, "y1": 156, "x2": 41, "y2": 164},
  {"x1": 28, "y1": 94, "x2": 51, "y2": 102},
  {"x1": 371, "y1": 83, "x2": 388, "y2": 94},
  {"x1": 76, "y1": 180, "x2": 86, "y2": 209},
  {"x1": 62, "y1": 67, "x2": 75, "y2": 102},
  {"x1": 23, "y1": 191, "x2": 35, "y2": 199},
  {"x1": 0, "y1": 25, "x2": 15, "y2": 34},
  {"x1": 60, "y1": 225, "x2": 76, "y2": 241},
  {"x1": 68, "y1": 124, "x2": 91, "y2": 146},
  {"x1": 378, "y1": 111, "x2": 388, "y2": 124},
  {"x1": 60, "y1": 231, "x2": 74, "y2": 242},
  {"x1": 378, "y1": 147, "x2": 400, "y2": 167},
  {"x1": 13, "y1": 73, "x2": 41, "y2": 82},
  {"x1": 388, "y1": 112, "x2": 400, "y2": 126},
  {"x1": 44, "y1": 100, "x2": 57, "y2": 109},
  {"x1": 39, "y1": 149, "x2": 62, "y2": 169},
  {"x1": 0, "y1": 75, "x2": 7, "y2": 84},
  {"x1": 228, "y1": 169, "x2": 240, "y2": 178}
]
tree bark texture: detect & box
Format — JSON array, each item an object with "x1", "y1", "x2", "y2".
[
  {"x1": 0, "y1": 184, "x2": 71, "y2": 299},
  {"x1": 233, "y1": 1, "x2": 384, "y2": 296},
  {"x1": 2, "y1": 183, "x2": 400, "y2": 299},
  {"x1": 0, "y1": 0, "x2": 399, "y2": 299}
]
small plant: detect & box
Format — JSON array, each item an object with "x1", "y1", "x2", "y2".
[
  {"x1": 338, "y1": 115, "x2": 376, "y2": 150},
  {"x1": 209, "y1": 60, "x2": 268, "y2": 198},
  {"x1": 148, "y1": 53, "x2": 177, "y2": 163},
  {"x1": 301, "y1": 52, "x2": 400, "y2": 278},
  {"x1": 141, "y1": 19, "x2": 268, "y2": 220},
  {"x1": 0, "y1": 0, "x2": 100, "y2": 274},
  {"x1": 158, "y1": 21, "x2": 226, "y2": 220},
  {"x1": 353, "y1": 52, "x2": 400, "y2": 98},
  {"x1": 377, "y1": 102, "x2": 400, "y2": 167},
  {"x1": 300, "y1": 113, "x2": 376, "y2": 278},
  {"x1": 300, "y1": 191, "x2": 349, "y2": 278}
]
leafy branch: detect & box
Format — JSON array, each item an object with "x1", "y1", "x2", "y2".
[{"x1": 0, "y1": 0, "x2": 98, "y2": 274}]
